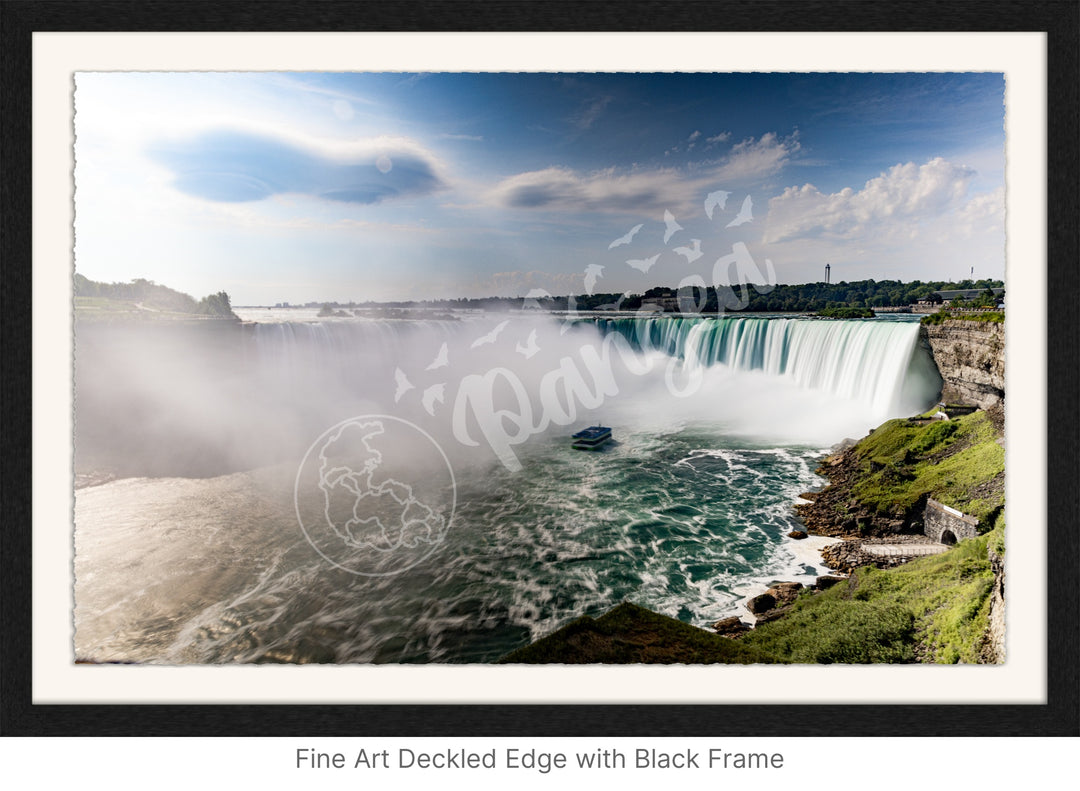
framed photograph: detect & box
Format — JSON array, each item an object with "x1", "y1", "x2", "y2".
[{"x1": 3, "y1": 1, "x2": 1077, "y2": 737}]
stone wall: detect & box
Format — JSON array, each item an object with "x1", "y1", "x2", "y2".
[
  {"x1": 920, "y1": 319, "x2": 1004, "y2": 409},
  {"x1": 923, "y1": 498, "x2": 980, "y2": 543}
]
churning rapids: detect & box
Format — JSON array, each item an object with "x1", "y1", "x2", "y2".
[{"x1": 74, "y1": 312, "x2": 942, "y2": 663}]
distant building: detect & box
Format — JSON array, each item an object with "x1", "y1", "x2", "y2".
[
  {"x1": 913, "y1": 288, "x2": 1004, "y2": 314},
  {"x1": 928, "y1": 288, "x2": 1004, "y2": 303},
  {"x1": 641, "y1": 296, "x2": 679, "y2": 312},
  {"x1": 911, "y1": 299, "x2": 942, "y2": 314},
  {"x1": 678, "y1": 293, "x2": 699, "y2": 313}
]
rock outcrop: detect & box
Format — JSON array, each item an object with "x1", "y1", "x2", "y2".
[
  {"x1": 794, "y1": 441, "x2": 922, "y2": 538},
  {"x1": 920, "y1": 319, "x2": 1004, "y2": 409},
  {"x1": 982, "y1": 542, "x2": 1006, "y2": 663},
  {"x1": 711, "y1": 616, "x2": 751, "y2": 637},
  {"x1": 744, "y1": 581, "x2": 805, "y2": 625}
]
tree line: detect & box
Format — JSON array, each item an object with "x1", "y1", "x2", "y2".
[
  {"x1": 375, "y1": 278, "x2": 1004, "y2": 313},
  {"x1": 74, "y1": 274, "x2": 237, "y2": 318}
]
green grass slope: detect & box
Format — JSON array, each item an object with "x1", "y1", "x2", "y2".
[{"x1": 849, "y1": 410, "x2": 1004, "y2": 526}]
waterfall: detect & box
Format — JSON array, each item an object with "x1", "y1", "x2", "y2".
[
  {"x1": 238, "y1": 314, "x2": 942, "y2": 445},
  {"x1": 594, "y1": 315, "x2": 940, "y2": 417}
]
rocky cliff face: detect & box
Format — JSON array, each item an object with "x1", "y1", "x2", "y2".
[
  {"x1": 920, "y1": 319, "x2": 1004, "y2": 409},
  {"x1": 982, "y1": 543, "x2": 1006, "y2": 663}
]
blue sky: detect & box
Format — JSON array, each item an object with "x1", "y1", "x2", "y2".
[{"x1": 74, "y1": 72, "x2": 1005, "y2": 304}]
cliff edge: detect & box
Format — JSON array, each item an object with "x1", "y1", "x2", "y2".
[{"x1": 920, "y1": 317, "x2": 1004, "y2": 409}]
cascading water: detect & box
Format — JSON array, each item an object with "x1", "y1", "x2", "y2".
[
  {"x1": 75, "y1": 312, "x2": 943, "y2": 663},
  {"x1": 593, "y1": 315, "x2": 940, "y2": 419}
]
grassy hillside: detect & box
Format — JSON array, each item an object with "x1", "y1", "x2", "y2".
[{"x1": 850, "y1": 410, "x2": 1004, "y2": 526}]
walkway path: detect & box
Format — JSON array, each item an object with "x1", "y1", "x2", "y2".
[{"x1": 862, "y1": 543, "x2": 949, "y2": 558}]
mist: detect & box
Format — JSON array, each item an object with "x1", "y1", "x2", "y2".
[{"x1": 74, "y1": 313, "x2": 941, "y2": 483}]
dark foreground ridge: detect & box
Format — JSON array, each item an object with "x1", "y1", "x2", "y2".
[{"x1": 497, "y1": 602, "x2": 776, "y2": 664}]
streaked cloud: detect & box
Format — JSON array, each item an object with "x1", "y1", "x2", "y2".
[
  {"x1": 148, "y1": 128, "x2": 446, "y2": 204},
  {"x1": 709, "y1": 132, "x2": 799, "y2": 183},
  {"x1": 439, "y1": 133, "x2": 484, "y2": 142},
  {"x1": 488, "y1": 165, "x2": 688, "y2": 214},
  {"x1": 572, "y1": 95, "x2": 614, "y2": 130},
  {"x1": 488, "y1": 132, "x2": 799, "y2": 215}
]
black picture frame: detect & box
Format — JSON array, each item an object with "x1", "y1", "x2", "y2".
[{"x1": 2, "y1": 0, "x2": 1077, "y2": 737}]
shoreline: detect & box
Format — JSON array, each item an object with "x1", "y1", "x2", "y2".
[{"x1": 728, "y1": 534, "x2": 843, "y2": 626}]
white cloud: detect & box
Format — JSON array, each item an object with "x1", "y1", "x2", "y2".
[
  {"x1": 763, "y1": 157, "x2": 977, "y2": 244},
  {"x1": 757, "y1": 159, "x2": 1004, "y2": 283},
  {"x1": 688, "y1": 130, "x2": 701, "y2": 142},
  {"x1": 952, "y1": 185, "x2": 1005, "y2": 238},
  {"x1": 706, "y1": 132, "x2": 731, "y2": 145},
  {"x1": 710, "y1": 132, "x2": 800, "y2": 183}
]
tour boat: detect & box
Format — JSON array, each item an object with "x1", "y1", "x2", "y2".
[{"x1": 571, "y1": 425, "x2": 613, "y2": 451}]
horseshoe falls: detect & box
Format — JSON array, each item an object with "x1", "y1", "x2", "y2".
[
  {"x1": 74, "y1": 313, "x2": 942, "y2": 663},
  {"x1": 594, "y1": 315, "x2": 940, "y2": 421}
]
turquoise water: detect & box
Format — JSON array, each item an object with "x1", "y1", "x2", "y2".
[{"x1": 425, "y1": 427, "x2": 829, "y2": 661}]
